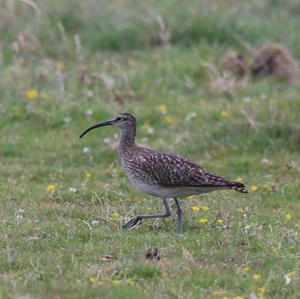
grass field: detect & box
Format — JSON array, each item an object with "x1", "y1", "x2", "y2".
[{"x1": 1, "y1": 1, "x2": 300, "y2": 298}]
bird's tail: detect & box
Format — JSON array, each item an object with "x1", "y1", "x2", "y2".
[{"x1": 230, "y1": 181, "x2": 249, "y2": 193}]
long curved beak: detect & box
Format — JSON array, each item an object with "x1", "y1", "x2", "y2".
[{"x1": 79, "y1": 120, "x2": 113, "y2": 139}]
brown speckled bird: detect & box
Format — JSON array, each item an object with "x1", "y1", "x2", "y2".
[{"x1": 80, "y1": 113, "x2": 248, "y2": 233}]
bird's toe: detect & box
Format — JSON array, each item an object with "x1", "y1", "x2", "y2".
[{"x1": 123, "y1": 216, "x2": 142, "y2": 229}]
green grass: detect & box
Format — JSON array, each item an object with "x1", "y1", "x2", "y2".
[{"x1": 1, "y1": 0, "x2": 300, "y2": 298}]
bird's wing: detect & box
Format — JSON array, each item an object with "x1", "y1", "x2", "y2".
[{"x1": 134, "y1": 148, "x2": 233, "y2": 188}]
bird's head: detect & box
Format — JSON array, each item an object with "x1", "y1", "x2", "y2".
[{"x1": 79, "y1": 112, "x2": 136, "y2": 138}]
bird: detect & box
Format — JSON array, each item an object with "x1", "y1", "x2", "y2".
[{"x1": 79, "y1": 112, "x2": 248, "y2": 233}]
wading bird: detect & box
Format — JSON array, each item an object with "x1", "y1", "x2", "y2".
[{"x1": 79, "y1": 113, "x2": 248, "y2": 233}]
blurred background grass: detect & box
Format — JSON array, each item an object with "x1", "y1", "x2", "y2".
[
  {"x1": 0, "y1": 1, "x2": 300, "y2": 298},
  {"x1": 2, "y1": 0, "x2": 300, "y2": 55}
]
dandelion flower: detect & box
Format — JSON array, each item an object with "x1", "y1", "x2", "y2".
[
  {"x1": 287, "y1": 271, "x2": 296, "y2": 278},
  {"x1": 252, "y1": 274, "x2": 262, "y2": 281},
  {"x1": 211, "y1": 290, "x2": 221, "y2": 296},
  {"x1": 47, "y1": 184, "x2": 57, "y2": 191},
  {"x1": 199, "y1": 218, "x2": 208, "y2": 224},
  {"x1": 112, "y1": 279, "x2": 122, "y2": 285},
  {"x1": 220, "y1": 110, "x2": 229, "y2": 118},
  {"x1": 26, "y1": 88, "x2": 38, "y2": 100},
  {"x1": 257, "y1": 287, "x2": 266, "y2": 295},
  {"x1": 236, "y1": 208, "x2": 244, "y2": 213},
  {"x1": 216, "y1": 219, "x2": 224, "y2": 225},
  {"x1": 235, "y1": 176, "x2": 243, "y2": 182},
  {"x1": 251, "y1": 185, "x2": 258, "y2": 192},
  {"x1": 111, "y1": 212, "x2": 120, "y2": 222},
  {"x1": 186, "y1": 195, "x2": 195, "y2": 200},
  {"x1": 192, "y1": 206, "x2": 200, "y2": 213},
  {"x1": 241, "y1": 266, "x2": 250, "y2": 273},
  {"x1": 157, "y1": 104, "x2": 167, "y2": 114},
  {"x1": 87, "y1": 275, "x2": 98, "y2": 283},
  {"x1": 201, "y1": 205, "x2": 209, "y2": 211},
  {"x1": 85, "y1": 171, "x2": 91, "y2": 178},
  {"x1": 125, "y1": 278, "x2": 134, "y2": 285},
  {"x1": 286, "y1": 213, "x2": 292, "y2": 221},
  {"x1": 164, "y1": 115, "x2": 174, "y2": 125}
]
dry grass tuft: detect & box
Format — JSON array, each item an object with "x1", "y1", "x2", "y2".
[
  {"x1": 220, "y1": 51, "x2": 247, "y2": 78},
  {"x1": 251, "y1": 42, "x2": 298, "y2": 82}
]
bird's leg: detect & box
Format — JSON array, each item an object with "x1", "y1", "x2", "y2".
[
  {"x1": 123, "y1": 197, "x2": 171, "y2": 229},
  {"x1": 174, "y1": 198, "x2": 182, "y2": 234}
]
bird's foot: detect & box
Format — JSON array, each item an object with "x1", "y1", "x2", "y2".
[{"x1": 123, "y1": 215, "x2": 143, "y2": 229}]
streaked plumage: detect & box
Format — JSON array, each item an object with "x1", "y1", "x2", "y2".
[
  {"x1": 80, "y1": 112, "x2": 248, "y2": 233},
  {"x1": 121, "y1": 146, "x2": 247, "y2": 196}
]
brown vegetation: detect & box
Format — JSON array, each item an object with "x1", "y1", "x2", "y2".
[
  {"x1": 251, "y1": 42, "x2": 298, "y2": 81},
  {"x1": 220, "y1": 51, "x2": 247, "y2": 78}
]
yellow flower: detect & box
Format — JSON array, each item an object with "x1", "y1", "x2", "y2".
[
  {"x1": 257, "y1": 287, "x2": 266, "y2": 295},
  {"x1": 157, "y1": 104, "x2": 167, "y2": 114},
  {"x1": 201, "y1": 205, "x2": 209, "y2": 211},
  {"x1": 26, "y1": 88, "x2": 38, "y2": 100},
  {"x1": 57, "y1": 62, "x2": 66, "y2": 71},
  {"x1": 87, "y1": 275, "x2": 98, "y2": 283},
  {"x1": 235, "y1": 176, "x2": 243, "y2": 182},
  {"x1": 236, "y1": 208, "x2": 244, "y2": 213},
  {"x1": 112, "y1": 279, "x2": 122, "y2": 285},
  {"x1": 47, "y1": 184, "x2": 57, "y2": 191},
  {"x1": 216, "y1": 219, "x2": 224, "y2": 225},
  {"x1": 85, "y1": 171, "x2": 91, "y2": 178},
  {"x1": 233, "y1": 296, "x2": 243, "y2": 299},
  {"x1": 287, "y1": 271, "x2": 296, "y2": 278},
  {"x1": 220, "y1": 110, "x2": 229, "y2": 118},
  {"x1": 252, "y1": 274, "x2": 262, "y2": 281},
  {"x1": 125, "y1": 278, "x2": 134, "y2": 285},
  {"x1": 192, "y1": 206, "x2": 200, "y2": 213},
  {"x1": 241, "y1": 266, "x2": 250, "y2": 273},
  {"x1": 186, "y1": 195, "x2": 195, "y2": 200},
  {"x1": 251, "y1": 185, "x2": 258, "y2": 192},
  {"x1": 211, "y1": 290, "x2": 221, "y2": 296},
  {"x1": 111, "y1": 212, "x2": 120, "y2": 222},
  {"x1": 286, "y1": 213, "x2": 292, "y2": 221},
  {"x1": 199, "y1": 218, "x2": 208, "y2": 224},
  {"x1": 164, "y1": 115, "x2": 174, "y2": 125}
]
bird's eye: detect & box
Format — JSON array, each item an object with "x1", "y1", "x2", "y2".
[{"x1": 115, "y1": 117, "x2": 122, "y2": 121}]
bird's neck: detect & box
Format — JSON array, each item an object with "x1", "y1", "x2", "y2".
[{"x1": 119, "y1": 126, "x2": 136, "y2": 152}]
